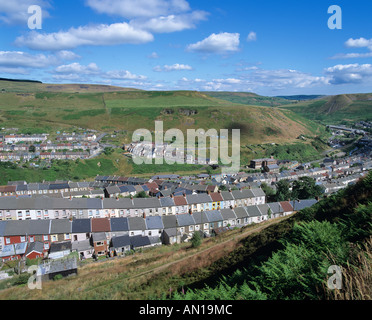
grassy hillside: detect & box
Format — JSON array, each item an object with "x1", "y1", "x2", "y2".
[
  {"x1": 204, "y1": 91, "x2": 294, "y2": 107},
  {"x1": 0, "y1": 79, "x2": 141, "y2": 93},
  {"x1": 0, "y1": 81, "x2": 329, "y2": 180},
  {"x1": 280, "y1": 93, "x2": 372, "y2": 124}
]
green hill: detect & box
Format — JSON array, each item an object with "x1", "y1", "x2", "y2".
[
  {"x1": 279, "y1": 93, "x2": 372, "y2": 124},
  {"x1": 204, "y1": 91, "x2": 294, "y2": 107}
]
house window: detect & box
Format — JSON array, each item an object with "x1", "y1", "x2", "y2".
[
  {"x1": 51, "y1": 235, "x2": 57, "y2": 242},
  {"x1": 17, "y1": 211, "x2": 22, "y2": 218},
  {"x1": 20, "y1": 236, "x2": 26, "y2": 242},
  {"x1": 96, "y1": 241, "x2": 104, "y2": 246},
  {"x1": 204, "y1": 223, "x2": 208, "y2": 229},
  {"x1": 44, "y1": 243, "x2": 49, "y2": 250},
  {"x1": 5, "y1": 237, "x2": 10, "y2": 244},
  {"x1": 148, "y1": 231, "x2": 152, "y2": 236},
  {"x1": 189, "y1": 225, "x2": 194, "y2": 231},
  {"x1": 43, "y1": 235, "x2": 48, "y2": 241},
  {"x1": 26, "y1": 210, "x2": 30, "y2": 217},
  {"x1": 37, "y1": 211, "x2": 41, "y2": 217},
  {"x1": 95, "y1": 210, "x2": 100, "y2": 216},
  {"x1": 44, "y1": 210, "x2": 49, "y2": 217},
  {"x1": 65, "y1": 234, "x2": 71, "y2": 240},
  {"x1": 195, "y1": 225, "x2": 200, "y2": 231},
  {"x1": 55, "y1": 211, "x2": 59, "y2": 217},
  {"x1": 88, "y1": 210, "x2": 93, "y2": 217},
  {"x1": 180, "y1": 227, "x2": 184, "y2": 233},
  {"x1": 79, "y1": 210, "x2": 83, "y2": 216},
  {"x1": 130, "y1": 232, "x2": 134, "y2": 236},
  {"x1": 29, "y1": 236, "x2": 35, "y2": 242}
]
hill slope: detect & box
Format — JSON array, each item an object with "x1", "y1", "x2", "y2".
[{"x1": 279, "y1": 93, "x2": 372, "y2": 124}]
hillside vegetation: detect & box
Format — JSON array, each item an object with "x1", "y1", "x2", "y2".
[
  {"x1": 169, "y1": 171, "x2": 372, "y2": 300},
  {"x1": 280, "y1": 93, "x2": 372, "y2": 124}
]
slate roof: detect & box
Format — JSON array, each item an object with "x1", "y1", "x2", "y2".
[
  {"x1": 92, "y1": 232, "x2": 107, "y2": 242},
  {"x1": 110, "y1": 217, "x2": 129, "y2": 232},
  {"x1": 220, "y1": 191, "x2": 234, "y2": 201},
  {"x1": 49, "y1": 241, "x2": 72, "y2": 253},
  {"x1": 71, "y1": 219, "x2": 91, "y2": 233},
  {"x1": 50, "y1": 219, "x2": 71, "y2": 234},
  {"x1": 176, "y1": 213, "x2": 196, "y2": 227},
  {"x1": 4, "y1": 220, "x2": 30, "y2": 236},
  {"x1": 220, "y1": 208, "x2": 237, "y2": 220},
  {"x1": 161, "y1": 215, "x2": 178, "y2": 229},
  {"x1": 234, "y1": 207, "x2": 249, "y2": 219},
  {"x1": 111, "y1": 235, "x2": 131, "y2": 248},
  {"x1": 245, "y1": 205, "x2": 262, "y2": 217},
  {"x1": 205, "y1": 210, "x2": 224, "y2": 223},
  {"x1": 72, "y1": 239, "x2": 93, "y2": 252},
  {"x1": 292, "y1": 199, "x2": 318, "y2": 211},
  {"x1": 257, "y1": 204, "x2": 270, "y2": 216},
  {"x1": 25, "y1": 241, "x2": 44, "y2": 255},
  {"x1": 130, "y1": 235, "x2": 151, "y2": 248},
  {"x1": 159, "y1": 197, "x2": 175, "y2": 207},
  {"x1": 128, "y1": 217, "x2": 146, "y2": 231},
  {"x1": 191, "y1": 211, "x2": 209, "y2": 224},
  {"x1": 267, "y1": 202, "x2": 284, "y2": 214},
  {"x1": 145, "y1": 216, "x2": 164, "y2": 230},
  {"x1": 28, "y1": 220, "x2": 51, "y2": 235}
]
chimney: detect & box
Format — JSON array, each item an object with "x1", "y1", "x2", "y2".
[
  {"x1": 183, "y1": 193, "x2": 186, "y2": 198},
  {"x1": 189, "y1": 208, "x2": 192, "y2": 215},
  {"x1": 143, "y1": 212, "x2": 146, "y2": 219}
]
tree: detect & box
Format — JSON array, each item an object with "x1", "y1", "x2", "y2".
[
  {"x1": 260, "y1": 183, "x2": 275, "y2": 202},
  {"x1": 291, "y1": 176, "x2": 324, "y2": 200},
  {"x1": 275, "y1": 180, "x2": 291, "y2": 202},
  {"x1": 135, "y1": 191, "x2": 148, "y2": 198},
  {"x1": 191, "y1": 231, "x2": 202, "y2": 248}
]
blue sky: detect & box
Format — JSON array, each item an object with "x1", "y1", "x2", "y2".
[{"x1": 1, "y1": 0, "x2": 372, "y2": 96}]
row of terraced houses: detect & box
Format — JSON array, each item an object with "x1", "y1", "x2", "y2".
[{"x1": 0, "y1": 198, "x2": 318, "y2": 262}]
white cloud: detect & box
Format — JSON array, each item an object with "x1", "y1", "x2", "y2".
[
  {"x1": 345, "y1": 37, "x2": 372, "y2": 49},
  {"x1": 331, "y1": 37, "x2": 372, "y2": 59},
  {"x1": 0, "y1": 0, "x2": 51, "y2": 25},
  {"x1": 54, "y1": 62, "x2": 100, "y2": 75},
  {"x1": 325, "y1": 63, "x2": 372, "y2": 84},
  {"x1": 104, "y1": 70, "x2": 147, "y2": 80},
  {"x1": 187, "y1": 32, "x2": 240, "y2": 53},
  {"x1": 148, "y1": 52, "x2": 159, "y2": 59},
  {"x1": 15, "y1": 23, "x2": 154, "y2": 50},
  {"x1": 247, "y1": 31, "x2": 257, "y2": 42},
  {"x1": 0, "y1": 50, "x2": 78, "y2": 69},
  {"x1": 85, "y1": 0, "x2": 190, "y2": 19},
  {"x1": 153, "y1": 63, "x2": 193, "y2": 72},
  {"x1": 130, "y1": 10, "x2": 208, "y2": 33},
  {"x1": 52, "y1": 62, "x2": 147, "y2": 82}
]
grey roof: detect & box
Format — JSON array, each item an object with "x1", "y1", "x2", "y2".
[
  {"x1": 0, "y1": 221, "x2": 8, "y2": 236},
  {"x1": 72, "y1": 239, "x2": 93, "y2": 252},
  {"x1": 159, "y1": 197, "x2": 175, "y2": 207},
  {"x1": 92, "y1": 232, "x2": 107, "y2": 242},
  {"x1": 49, "y1": 241, "x2": 72, "y2": 253},
  {"x1": 220, "y1": 208, "x2": 237, "y2": 220},
  {"x1": 50, "y1": 219, "x2": 71, "y2": 234},
  {"x1": 102, "y1": 198, "x2": 133, "y2": 209},
  {"x1": 293, "y1": 199, "x2": 318, "y2": 211},
  {"x1": 71, "y1": 219, "x2": 91, "y2": 233},
  {"x1": 0, "y1": 242, "x2": 27, "y2": 257},
  {"x1": 205, "y1": 210, "x2": 224, "y2": 223},
  {"x1": 110, "y1": 217, "x2": 129, "y2": 232},
  {"x1": 251, "y1": 188, "x2": 266, "y2": 197},
  {"x1": 4, "y1": 220, "x2": 30, "y2": 236},
  {"x1": 220, "y1": 191, "x2": 234, "y2": 201},
  {"x1": 163, "y1": 228, "x2": 180, "y2": 237},
  {"x1": 234, "y1": 207, "x2": 249, "y2": 219},
  {"x1": 267, "y1": 202, "x2": 284, "y2": 214},
  {"x1": 176, "y1": 213, "x2": 196, "y2": 227},
  {"x1": 245, "y1": 205, "x2": 262, "y2": 217},
  {"x1": 162, "y1": 215, "x2": 178, "y2": 229},
  {"x1": 26, "y1": 241, "x2": 44, "y2": 255},
  {"x1": 130, "y1": 235, "x2": 151, "y2": 248},
  {"x1": 192, "y1": 211, "x2": 209, "y2": 224},
  {"x1": 28, "y1": 220, "x2": 51, "y2": 235},
  {"x1": 145, "y1": 216, "x2": 164, "y2": 230},
  {"x1": 133, "y1": 198, "x2": 161, "y2": 209},
  {"x1": 186, "y1": 193, "x2": 212, "y2": 204},
  {"x1": 128, "y1": 217, "x2": 146, "y2": 231},
  {"x1": 257, "y1": 204, "x2": 270, "y2": 216},
  {"x1": 111, "y1": 235, "x2": 131, "y2": 248}
]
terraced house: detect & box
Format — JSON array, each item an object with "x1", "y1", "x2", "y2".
[
  {"x1": 0, "y1": 188, "x2": 267, "y2": 221},
  {"x1": 0, "y1": 198, "x2": 319, "y2": 262}
]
